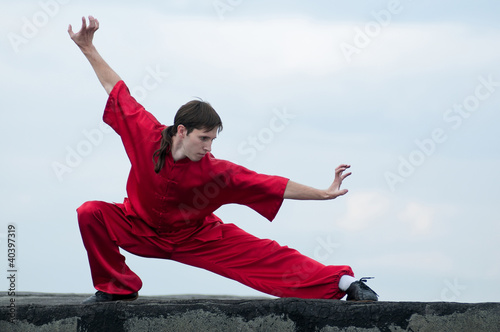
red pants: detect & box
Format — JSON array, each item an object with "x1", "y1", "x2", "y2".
[{"x1": 77, "y1": 201, "x2": 353, "y2": 299}]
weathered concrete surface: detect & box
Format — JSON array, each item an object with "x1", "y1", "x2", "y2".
[{"x1": 1, "y1": 293, "x2": 499, "y2": 332}]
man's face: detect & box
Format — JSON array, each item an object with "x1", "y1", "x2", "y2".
[{"x1": 181, "y1": 127, "x2": 218, "y2": 162}]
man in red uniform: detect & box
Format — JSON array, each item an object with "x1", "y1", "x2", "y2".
[{"x1": 68, "y1": 16, "x2": 378, "y2": 303}]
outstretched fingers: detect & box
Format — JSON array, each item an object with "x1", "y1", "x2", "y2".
[
  {"x1": 88, "y1": 15, "x2": 99, "y2": 31},
  {"x1": 325, "y1": 164, "x2": 351, "y2": 199},
  {"x1": 68, "y1": 15, "x2": 100, "y2": 48},
  {"x1": 335, "y1": 164, "x2": 350, "y2": 170},
  {"x1": 341, "y1": 169, "x2": 352, "y2": 180},
  {"x1": 68, "y1": 16, "x2": 98, "y2": 37},
  {"x1": 335, "y1": 164, "x2": 351, "y2": 177}
]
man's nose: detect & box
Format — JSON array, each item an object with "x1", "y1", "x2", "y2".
[{"x1": 204, "y1": 142, "x2": 212, "y2": 152}]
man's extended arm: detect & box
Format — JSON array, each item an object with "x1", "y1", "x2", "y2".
[
  {"x1": 284, "y1": 164, "x2": 351, "y2": 200},
  {"x1": 68, "y1": 16, "x2": 121, "y2": 95}
]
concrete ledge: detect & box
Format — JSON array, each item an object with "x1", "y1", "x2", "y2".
[{"x1": 1, "y1": 293, "x2": 499, "y2": 331}]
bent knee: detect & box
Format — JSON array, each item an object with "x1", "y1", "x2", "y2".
[
  {"x1": 77, "y1": 200, "x2": 103, "y2": 215},
  {"x1": 76, "y1": 201, "x2": 109, "y2": 227}
]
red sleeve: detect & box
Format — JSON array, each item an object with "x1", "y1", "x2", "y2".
[
  {"x1": 212, "y1": 159, "x2": 289, "y2": 222},
  {"x1": 103, "y1": 80, "x2": 163, "y2": 135},
  {"x1": 102, "y1": 81, "x2": 165, "y2": 161}
]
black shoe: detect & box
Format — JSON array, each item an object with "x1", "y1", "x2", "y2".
[
  {"x1": 346, "y1": 277, "x2": 379, "y2": 302},
  {"x1": 82, "y1": 290, "x2": 139, "y2": 304}
]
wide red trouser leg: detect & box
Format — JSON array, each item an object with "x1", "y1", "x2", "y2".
[
  {"x1": 171, "y1": 223, "x2": 354, "y2": 299},
  {"x1": 77, "y1": 201, "x2": 353, "y2": 299},
  {"x1": 77, "y1": 201, "x2": 145, "y2": 295}
]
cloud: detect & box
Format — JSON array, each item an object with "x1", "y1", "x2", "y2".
[
  {"x1": 360, "y1": 251, "x2": 454, "y2": 274},
  {"x1": 336, "y1": 191, "x2": 392, "y2": 231},
  {"x1": 2, "y1": 1, "x2": 499, "y2": 302},
  {"x1": 148, "y1": 18, "x2": 500, "y2": 79},
  {"x1": 151, "y1": 17, "x2": 348, "y2": 78},
  {"x1": 335, "y1": 190, "x2": 457, "y2": 237},
  {"x1": 398, "y1": 201, "x2": 435, "y2": 235}
]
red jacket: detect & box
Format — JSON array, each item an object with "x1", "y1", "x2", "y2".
[{"x1": 103, "y1": 81, "x2": 289, "y2": 244}]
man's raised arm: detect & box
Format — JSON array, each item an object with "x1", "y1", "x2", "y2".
[{"x1": 68, "y1": 16, "x2": 121, "y2": 95}]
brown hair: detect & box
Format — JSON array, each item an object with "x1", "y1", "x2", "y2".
[{"x1": 153, "y1": 100, "x2": 223, "y2": 173}]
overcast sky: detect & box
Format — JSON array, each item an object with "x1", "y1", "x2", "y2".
[{"x1": 1, "y1": 0, "x2": 499, "y2": 303}]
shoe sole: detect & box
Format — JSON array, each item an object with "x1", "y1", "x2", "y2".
[
  {"x1": 82, "y1": 294, "x2": 139, "y2": 304},
  {"x1": 120, "y1": 294, "x2": 139, "y2": 302}
]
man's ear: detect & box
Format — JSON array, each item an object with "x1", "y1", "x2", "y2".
[{"x1": 177, "y1": 124, "x2": 187, "y2": 138}]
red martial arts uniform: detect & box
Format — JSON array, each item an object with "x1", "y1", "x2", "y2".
[{"x1": 77, "y1": 81, "x2": 353, "y2": 299}]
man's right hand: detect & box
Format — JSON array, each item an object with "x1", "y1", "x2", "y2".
[{"x1": 68, "y1": 16, "x2": 99, "y2": 52}]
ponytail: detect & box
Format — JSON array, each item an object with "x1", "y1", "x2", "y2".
[{"x1": 153, "y1": 126, "x2": 176, "y2": 173}]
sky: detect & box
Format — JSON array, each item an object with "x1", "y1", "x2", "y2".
[{"x1": 1, "y1": 0, "x2": 499, "y2": 303}]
